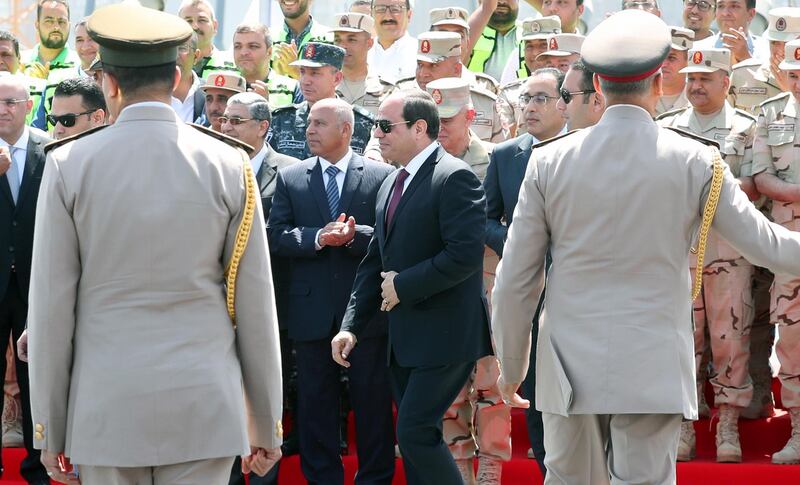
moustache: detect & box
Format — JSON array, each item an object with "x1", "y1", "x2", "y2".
[
  {"x1": 689, "y1": 90, "x2": 706, "y2": 96},
  {"x1": 381, "y1": 20, "x2": 398, "y2": 25}
]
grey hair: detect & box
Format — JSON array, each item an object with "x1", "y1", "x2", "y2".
[
  {"x1": 598, "y1": 71, "x2": 659, "y2": 96},
  {"x1": 228, "y1": 92, "x2": 272, "y2": 125}
]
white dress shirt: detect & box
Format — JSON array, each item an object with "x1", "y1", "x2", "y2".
[
  {"x1": 0, "y1": 127, "x2": 30, "y2": 190},
  {"x1": 170, "y1": 72, "x2": 202, "y2": 122},
  {"x1": 250, "y1": 142, "x2": 269, "y2": 176},
  {"x1": 367, "y1": 33, "x2": 418, "y2": 83},
  {"x1": 399, "y1": 140, "x2": 439, "y2": 194}
]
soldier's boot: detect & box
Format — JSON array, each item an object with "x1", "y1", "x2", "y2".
[
  {"x1": 716, "y1": 405, "x2": 743, "y2": 463},
  {"x1": 698, "y1": 380, "x2": 711, "y2": 418},
  {"x1": 772, "y1": 408, "x2": 800, "y2": 464},
  {"x1": 455, "y1": 458, "x2": 476, "y2": 485},
  {"x1": 476, "y1": 456, "x2": 501, "y2": 485},
  {"x1": 677, "y1": 421, "x2": 696, "y2": 462}
]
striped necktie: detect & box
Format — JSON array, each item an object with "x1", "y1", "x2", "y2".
[{"x1": 325, "y1": 165, "x2": 340, "y2": 221}]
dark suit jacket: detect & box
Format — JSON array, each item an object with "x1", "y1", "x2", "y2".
[
  {"x1": 341, "y1": 146, "x2": 492, "y2": 367},
  {"x1": 484, "y1": 133, "x2": 533, "y2": 258},
  {"x1": 0, "y1": 129, "x2": 51, "y2": 302},
  {"x1": 267, "y1": 152, "x2": 393, "y2": 342},
  {"x1": 256, "y1": 145, "x2": 300, "y2": 328}
]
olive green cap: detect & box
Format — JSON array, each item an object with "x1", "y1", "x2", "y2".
[
  {"x1": 87, "y1": 3, "x2": 193, "y2": 68},
  {"x1": 582, "y1": 9, "x2": 670, "y2": 82}
]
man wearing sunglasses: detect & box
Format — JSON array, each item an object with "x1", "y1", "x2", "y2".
[
  {"x1": 556, "y1": 59, "x2": 605, "y2": 131},
  {"x1": 48, "y1": 77, "x2": 105, "y2": 140}
]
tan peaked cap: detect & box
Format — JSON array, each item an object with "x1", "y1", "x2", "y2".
[
  {"x1": 779, "y1": 39, "x2": 800, "y2": 70},
  {"x1": 200, "y1": 71, "x2": 246, "y2": 94},
  {"x1": 680, "y1": 48, "x2": 731, "y2": 74},
  {"x1": 430, "y1": 7, "x2": 469, "y2": 29},
  {"x1": 538, "y1": 33, "x2": 585, "y2": 58},
  {"x1": 521, "y1": 16, "x2": 562, "y2": 41},
  {"x1": 417, "y1": 31, "x2": 462, "y2": 63},
  {"x1": 331, "y1": 13, "x2": 374, "y2": 33},
  {"x1": 426, "y1": 77, "x2": 472, "y2": 118},
  {"x1": 670, "y1": 26, "x2": 694, "y2": 51},
  {"x1": 765, "y1": 7, "x2": 800, "y2": 42}
]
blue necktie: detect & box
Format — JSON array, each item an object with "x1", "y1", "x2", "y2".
[
  {"x1": 7, "y1": 147, "x2": 20, "y2": 204},
  {"x1": 325, "y1": 165, "x2": 340, "y2": 221}
]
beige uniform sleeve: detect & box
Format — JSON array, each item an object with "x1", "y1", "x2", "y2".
[{"x1": 751, "y1": 112, "x2": 776, "y2": 177}]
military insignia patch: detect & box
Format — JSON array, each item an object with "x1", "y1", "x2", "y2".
[
  {"x1": 693, "y1": 51, "x2": 703, "y2": 64},
  {"x1": 431, "y1": 89, "x2": 442, "y2": 104},
  {"x1": 795, "y1": 47, "x2": 800, "y2": 61},
  {"x1": 421, "y1": 39, "x2": 431, "y2": 53},
  {"x1": 549, "y1": 37, "x2": 558, "y2": 50},
  {"x1": 447, "y1": 8, "x2": 455, "y2": 18},
  {"x1": 777, "y1": 17, "x2": 787, "y2": 32},
  {"x1": 531, "y1": 23, "x2": 541, "y2": 33},
  {"x1": 214, "y1": 75, "x2": 225, "y2": 87},
  {"x1": 340, "y1": 15, "x2": 349, "y2": 27},
  {"x1": 305, "y1": 43, "x2": 316, "y2": 59}
]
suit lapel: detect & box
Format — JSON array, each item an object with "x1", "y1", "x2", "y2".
[
  {"x1": 385, "y1": 147, "x2": 440, "y2": 240},
  {"x1": 256, "y1": 158, "x2": 277, "y2": 198},
  {"x1": 515, "y1": 134, "x2": 533, "y2": 175},
  {"x1": 338, "y1": 153, "x2": 363, "y2": 215},
  {"x1": 9, "y1": 133, "x2": 45, "y2": 211},
  {"x1": 307, "y1": 158, "x2": 332, "y2": 223}
]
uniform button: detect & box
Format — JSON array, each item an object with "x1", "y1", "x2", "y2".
[
  {"x1": 35, "y1": 424, "x2": 44, "y2": 432},
  {"x1": 34, "y1": 432, "x2": 43, "y2": 440}
]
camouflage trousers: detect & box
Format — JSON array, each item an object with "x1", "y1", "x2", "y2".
[
  {"x1": 770, "y1": 202, "x2": 800, "y2": 408},
  {"x1": 692, "y1": 230, "x2": 754, "y2": 408}
]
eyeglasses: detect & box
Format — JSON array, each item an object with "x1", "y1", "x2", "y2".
[
  {"x1": 559, "y1": 88, "x2": 596, "y2": 104},
  {"x1": 519, "y1": 93, "x2": 559, "y2": 106},
  {"x1": 0, "y1": 98, "x2": 27, "y2": 109},
  {"x1": 46, "y1": 110, "x2": 96, "y2": 127},
  {"x1": 684, "y1": 0, "x2": 714, "y2": 11},
  {"x1": 372, "y1": 5, "x2": 407, "y2": 15},
  {"x1": 622, "y1": 1, "x2": 658, "y2": 11},
  {"x1": 373, "y1": 119, "x2": 410, "y2": 133},
  {"x1": 218, "y1": 116, "x2": 256, "y2": 126}
]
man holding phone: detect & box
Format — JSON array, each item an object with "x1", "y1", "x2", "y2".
[{"x1": 695, "y1": 0, "x2": 769, "y2": 64}]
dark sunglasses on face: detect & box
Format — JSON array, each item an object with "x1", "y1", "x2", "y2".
[
  {"x1": 559, "y1": 88, "x2": 596, "y2": 105},
  {"x1": 47, "y1": 110, "x2": 96, "y2": 127},
  {"x1": 373, "y1": 119, "x2": 410, "y2": 133}
]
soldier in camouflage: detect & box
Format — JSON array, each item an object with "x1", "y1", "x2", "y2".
[
  {"x1": 657, "y1": 47, "x2": 760, "y2": 464},
  {"x1": 269, "y1": 42, "x2": 378, "y2": 161},
  {"x1": 752, "y1": 39, "x2": 800, "y2": 465}
]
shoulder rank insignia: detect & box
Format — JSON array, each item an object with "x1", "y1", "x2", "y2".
[{"x1": 663, "y1": 126, "x2": 720, "y2": 148}]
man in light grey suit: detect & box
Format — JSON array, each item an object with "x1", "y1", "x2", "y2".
[
  {"x1": 26, "y1": 4, "x2": 283, "y2": 484},
  {"x1": 492, "y1": 10, "x2": 800, "y2": 485}
]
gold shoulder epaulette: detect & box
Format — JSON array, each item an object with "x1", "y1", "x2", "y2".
[
  {"x1": 44, "y1": 124, "x2": 108, "y2": 155},
  {"x1": 188, "y1": 123, "x2": 254, "y2": 153},
  {"x1": 655, "y1": 106, "x2": 689, "y2": 121},
  {"x1": 663, "y1": 126, "x2": 719, "y2": 149},
  {"x1": 532, "y1": 129, "x2": 581, "y2": 150}
]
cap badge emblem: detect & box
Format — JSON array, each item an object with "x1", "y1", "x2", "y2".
[
  {"x1": 340, "y1": 16, "x2": 349, "y2": 26},
  {"x1": 693, "y1": 51, "x2": 703, "y2": 64},
  {"x1": 214, "y1": 75, "x2": 226, "y2": 87},
  {"x1": 777, "y1": 18, "x2": 787, "y2": 32},
  {"x1": 531, "y1": 23, "x2": 541, "y2": 33},
  {"x1": 795, "y1": 47, "x2": 800, "y2": 61},
  {"x1": 421, "y1": 39, "x2": 431, "y2": 53},
  {"x1": 431, "y1": 89, "x2": 442, "y2": 104},
  {"x1": 305, "y1": 44, "x2": 316, "y2": 58},
  {"x1": 549, "y1": 37, "x2": 558, "y2": 50}
]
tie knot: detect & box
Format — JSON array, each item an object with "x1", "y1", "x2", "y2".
[
  {"x1": 325, "y1": 165, "x2": 340, "y2": 177},
  {"x1": 395, "y1": 169, "x2": 409, "y2": 184}
]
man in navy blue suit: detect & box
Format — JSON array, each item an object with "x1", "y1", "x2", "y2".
[
  {"x1": 267, "y1": 98, "x2": 395, "y2": 485},
  {"x1": 332, "y1": 89, "x2": 492, "y2": 484}
]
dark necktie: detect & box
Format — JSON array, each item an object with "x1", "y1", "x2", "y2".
[
  {"x1": 325, "y1": 165, "x2": 340, "y2": 220},
  {"x1": 385, "y1": 169, "x2": 409, "y2": 228}
]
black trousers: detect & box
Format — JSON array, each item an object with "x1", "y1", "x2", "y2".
[
  {"x1": 0, "y1": 275, "x2": 48, "y2": 482},
  {"x1": 390, "y1": 358, "x2": 473, "y2": 485},
  {"x1": 294, "y1": 335, "x2": 394, "y2": 485}
]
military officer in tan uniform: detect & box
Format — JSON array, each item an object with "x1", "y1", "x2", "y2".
[
  {"x1": 752, "y1": 39, "x2": 800, "y2": 465},
  {"x1": 656, "y1": 26, "x2": 693, "y2": 117},
  {"x1": 535, "y1": 33, "x2": 584, "y2": 73},
  {"x1": 332, "y1": 12, "x2": 396, "y2": 117},
  {"x1": 425, "y1": 77, "x2": 509, "y2": 485},
  {"x1": 429, "y1": 7, "x2": 500, "y2": 94},
  {"x1": 27, "y1": 4, "x2": 283, "y2": 483},
  {"x1": 658, "y1": 47, "x2": 760, "y2": 463},
  {"x1": 395, "y1": 31, "x2": 510, "y2": 142},
  {"x1": 730, "y1": 8, "x2": 800, "y2": 115}
]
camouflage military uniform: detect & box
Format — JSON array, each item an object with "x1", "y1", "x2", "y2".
[
  {"x1": 498, "y1": 79, "x2": 525, "y2": 136},
  {"x1": 729, "y1": 59, "x2": 784, "y2": 116},
  {"x1": 658, "y1": 103, "x2": 758, "y2": 408},
  {"x1": 752, "y1": 91, "x2": 800, "y2": 409},
  {"x1": 335, "y1": 75, "x2": 395, "y2": 116},
  {"x1": 268, "y1": 101, "x2": 376, "y2": 160}
]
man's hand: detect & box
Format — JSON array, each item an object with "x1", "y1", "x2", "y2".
[
  {"x1": 319, "y1": 213, "x2": 356, "y2": 247},
  {"x1": 41, "y1": 450, "x2": 81, "y2": 485},
  {"x1": 242, "y1": 446, "x2": 281, "y2": 476},
  {"x1": 24, "y1": 61, "x2": 50, "y2": 79},
  {"x1": 380, "y1": 271, "x2": 399, "y2": 311},
  {"x1": 331, "y1": 331, "x2": 357, "y2": 368},
  {"x1": 273, "y1": 41, "x2": 300, "y2": 79},
  {"x1": 722, "y1": 28, "x2": 751, "y2": 63},
  {"x1": 0, "y1": 146, "x2": 11, "y2": 176},
  {"x1": 498, "y1": 376, "x2": 530, "y2": 409},
  {"x1": 770, "y1": 56, "x2": 791, "y2": 91},
  {"x1": 17, "y1": 329, "x2": 28, "y2": 362},
  {"x1": 249, "y1": 79, "x2": 270, "y2": 99}
]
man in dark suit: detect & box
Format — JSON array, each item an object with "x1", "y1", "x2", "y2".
[
  {"x1": 0, "y1": 75, "x2": 51, "y2": 485},
  {"x1": 268, "y1": 98, "x2": 395, "y2": 485},
  {"x1": 332, "y1": 89, "x2": 491, "y2": 484},
  {"x1": 484, "y1": 59, "x2": 606, "y2": 476}
]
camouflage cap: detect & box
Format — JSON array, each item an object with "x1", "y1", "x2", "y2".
[
  {"x1": 538, "y1": 33, "x2": 585, "y2": 58},
  {"x1": 291, "y1": 42, "x2": 346, "y2": 70},
  {"x1": 521, "y1": 16, "x2": 562, "y2": 41},
  {"x1": 765, "y1": 7, "x2": 800, "y2": 42},
  {"x1": 87, "y1": 3, "x2": 192, "y2": 68},
  {"x1": 680, "y1": 48, "x2": 731, "y2": 74},
  {"x1": 200, "y1": 71, "x2": 247, "y2": 94},
  {"x1": 331, "y1": 12, "x2": 374, "y2": 33},
  {"x1": 583, "y1": 10, "x2": 670, "y2": 82},
  {"x1": 779, "y1": 39, "x2": 800, "y2": 70},
  {"x1": 426, "y1": 77, "x2": 472, "y2": 118},
  {"x1": 430, "y1": 7, "x2": 469, "y2": 29},
  {"x1": 417, "y1": 31, "x2": 462, "y2": 63},
  {"x1": 670, "y1": 26, "x2": 694, "y2": 51}
]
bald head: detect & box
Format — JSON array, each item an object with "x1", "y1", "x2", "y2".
[
  {"x1": 312, "y1": 98, "x2": 355, "y2": 134},
  {"x1": 0, "y1": 73, "x2": 29, "y2": 99},
  {"x1": 0, "y1": 73, "x2": 32, "y2": 143},
  {"x1": 307, "y1": 98, "x2": 355, "y2": 161}
]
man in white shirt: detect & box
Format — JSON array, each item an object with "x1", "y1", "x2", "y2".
[
  {"x1": 368, "y1": 0, "x2": 417, "y2": 82},
  {"x1": 171, "y1": 33, "x2": 204, "y2": 123},
  {"x1": 695, "y1": 0, "x2": 769, "y2": 63}
]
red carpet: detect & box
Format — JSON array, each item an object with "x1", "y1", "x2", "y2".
[{"x1": 2, "y1": 380, "x2": 799, "y2": 484}]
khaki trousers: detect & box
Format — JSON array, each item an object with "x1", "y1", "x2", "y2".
[
  {"x1": 542, "y1": 413, "x2": 681, "y2": 485},
  {"x1": 77, "y1": 456, "x2": 235, "y2": 485}
]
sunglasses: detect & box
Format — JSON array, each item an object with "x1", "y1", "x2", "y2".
[
  {"x1": 218, "y1": 116, "x2": 257, "y2": 126},
  {"x1": 46, "y1": 110, "x2": 96, "y2": 127},
  {"x1": 373, "y1": 119, "x2": 410, "y2": 133},
  {"x1": 559, "y1": 89, "x2": 596, "y2": 105}
]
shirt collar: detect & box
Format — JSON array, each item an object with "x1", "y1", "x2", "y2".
[
  {"x1": 0, "y1": 126, "x2": 29, "y2": 152},
  {"x1": 319, "y1": 148, "x2": 353, "y2": 173},
  {"x1": 404, "y1": 140, "x2": 439, "y2": 176},
  {"x1": 283, "y1": 16, "x2": 315, "y2": 45}
]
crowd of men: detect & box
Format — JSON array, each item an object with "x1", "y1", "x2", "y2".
[{"x1": 2, "y1": 0, "x2": 800, "y2": 484}]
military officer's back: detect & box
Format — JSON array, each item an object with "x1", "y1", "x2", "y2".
[{"x1": 27, "y1": 4, "x2": 283, "y2": 482}]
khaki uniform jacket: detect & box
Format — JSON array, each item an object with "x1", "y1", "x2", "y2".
[
  {"x1": 729, "y1": 58, "x2": 784, "y2": 115},
  {"x1": 27, "y1": 104, "x2": 283, "y2": 466},
  {"x1": 335, "y1": 75, "x2": 396, "y2": 117},
  {"x1": 491, "y1": 105, "x2": 800, "y2": 419},
  {"x1": 458, "y1": 130, "x2": 494, "y2": 182},
  {"x1": 655, "y1": 90, "x2": 690, "y2": 118}
]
